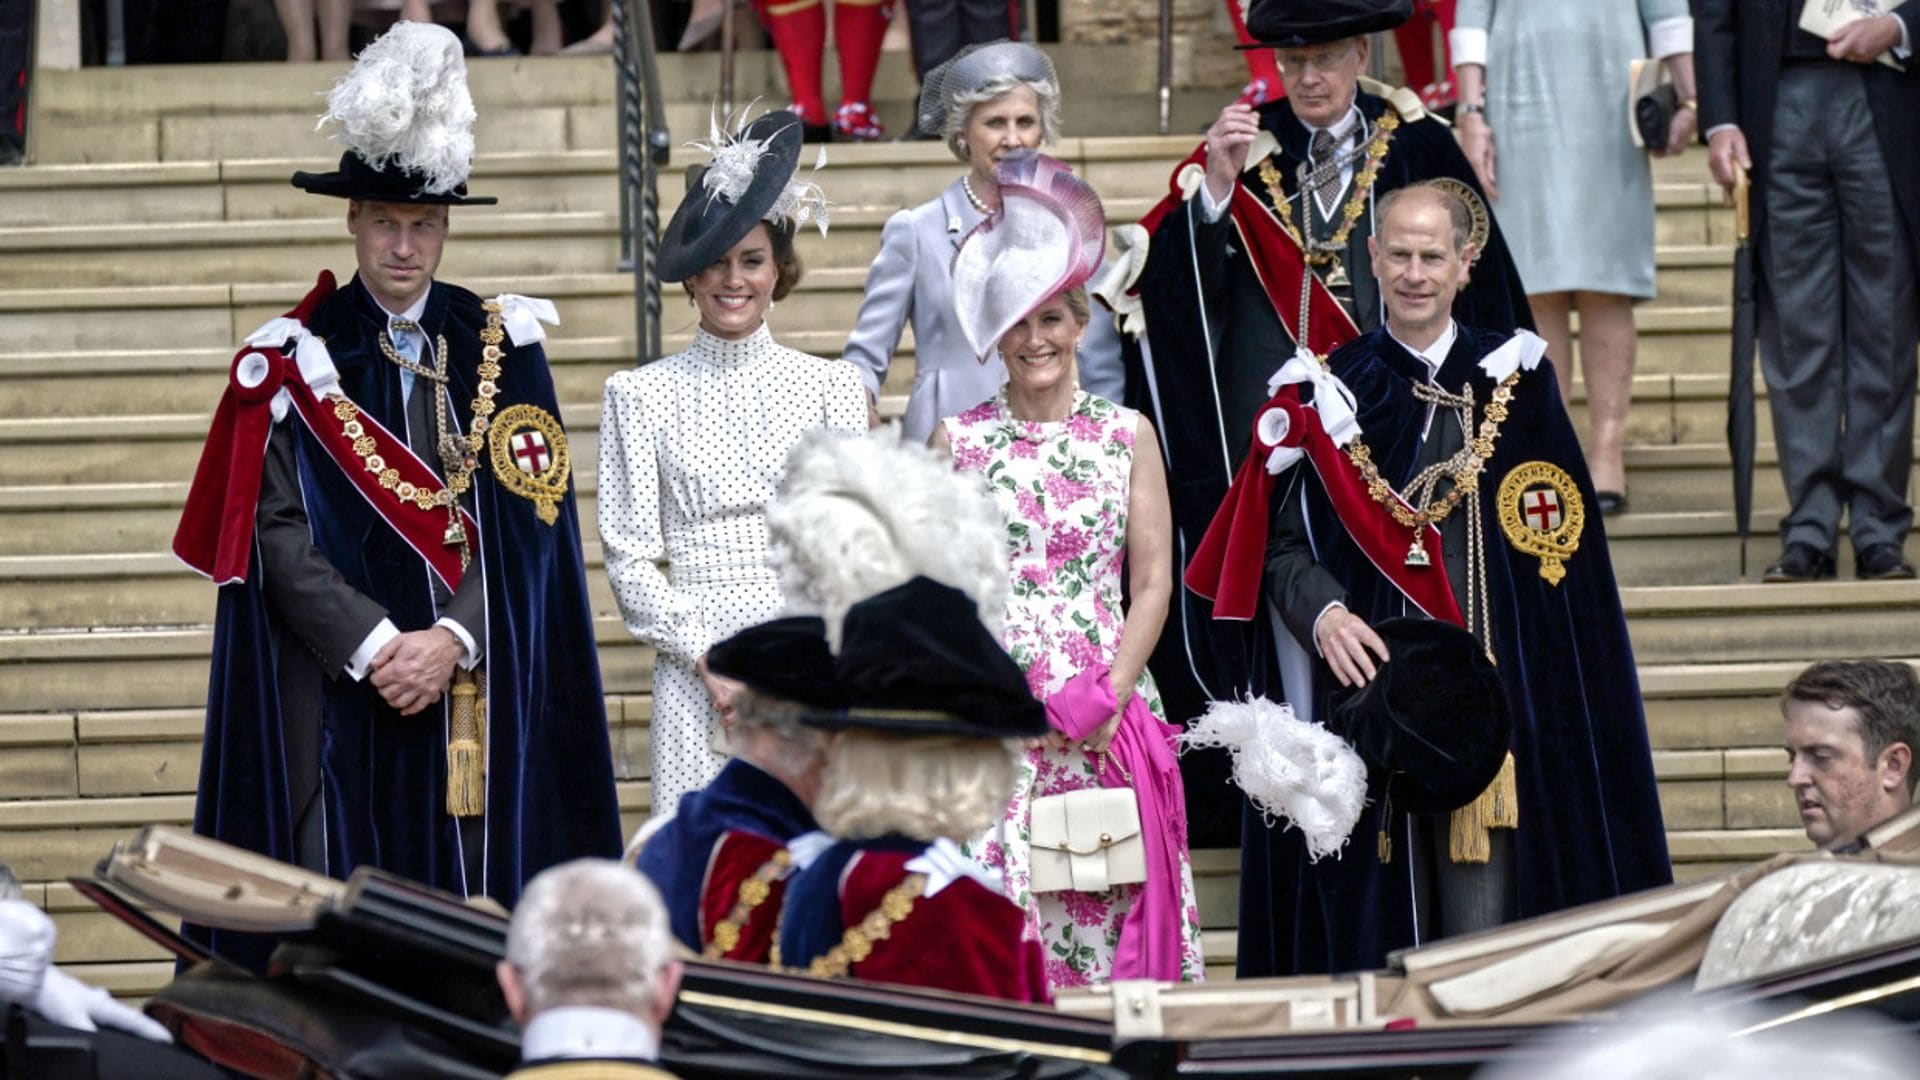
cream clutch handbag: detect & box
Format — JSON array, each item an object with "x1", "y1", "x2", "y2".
[{"x1": 1029, "y1": 787, "x2": 1147, "y2": 894}]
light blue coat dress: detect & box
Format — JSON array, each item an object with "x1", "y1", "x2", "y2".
[
  {"x1": 842, "y1": 177, "x2": 1125, "y2": 443},
  {"x1": 1453, "y1": 0, "x2": 1692, "y2": 299}
]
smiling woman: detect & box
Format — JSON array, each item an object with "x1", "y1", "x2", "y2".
[{"x1": 598, "y1": 109, "x2": 869, "y2": 823}]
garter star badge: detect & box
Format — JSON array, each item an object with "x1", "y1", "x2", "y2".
[
  {"x1": 1497, "y1": 461, "x2": 1584, "y2": 585},
  {"x1": 487, "y1": 403, "x2": 570, "y2": 525}
]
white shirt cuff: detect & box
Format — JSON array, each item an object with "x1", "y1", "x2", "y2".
[
  {"x1": 1309, "y1": 601, "x2": 1348, "y2": 658},
  {"x1": 1704, "y1": 123, "x2": 1739, "y2": 141},
  {"x1": 1647, "y1": 16, "x2": 1693, "y2": 60},
  {"x1": 436, "y1": 617, "x2": 482, "y2": 669},
  {"x1": 1897, "y1": 15, "x2": 1912, "y2": 58},
  {"x1": 346, "y1": 618, "x2": 400, "y2": 681},
  {"x1": 1198, "y1": 180, "x2": 1230, "y2": 224},
  {"x1": 1448, "y1": 28, "x2": 1489, "y2": 69}
]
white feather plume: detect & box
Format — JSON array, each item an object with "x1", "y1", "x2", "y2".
[
  {"x1": 318, "y1": 21, "x2": 477, "y2": 196},
  {"x1": 1181, "y1": 697, "x2": 1369, "y2": 862},
  {"x1": 687, "y1": 102, "x2": 832, "y2": 234},
  {"x1": 767, "y1": 426, "x2": 1009, "y2": 651}
]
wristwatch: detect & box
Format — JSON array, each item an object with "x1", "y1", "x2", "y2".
[
  {"x1": 1679, "y1": 97, "x2": 1699, "y2": 112},
  {"x1": 1458, "y1": 102, "x2": 1486, "y2": 117}
]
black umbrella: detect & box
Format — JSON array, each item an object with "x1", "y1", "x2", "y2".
[{"x1": 1728, "y1": 163, "x2": 1758, "y2": 581}]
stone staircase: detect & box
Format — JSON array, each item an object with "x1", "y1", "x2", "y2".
[{"x1": 6, "y1": 53, "x2": 1918, "y2": 995}]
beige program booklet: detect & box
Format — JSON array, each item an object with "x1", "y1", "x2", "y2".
[{"x1": 1799, "y1": 0, "x2": 1907, "y2": 70}]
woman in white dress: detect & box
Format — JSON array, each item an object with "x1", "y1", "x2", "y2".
[
  {"x1": 840, "y1": 42, "x2": 1125, "y2": 444},
  {"x1": 599, "y1": 111, "x2": 868, "y2": 818}
]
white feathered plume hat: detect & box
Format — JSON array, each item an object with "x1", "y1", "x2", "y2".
[
  {"x1": 951, "y1": 150, "x2": 1107, "y2": 360},
  {"x1": 1181, "y1": 697, "x2": 1369, "y2": 862},
  {"x1": 291, "y1": 21, "x2": 497, "y2": 205},
  {"x1": 766, "y1": 427, "x2": 1009, "y2": 652}
]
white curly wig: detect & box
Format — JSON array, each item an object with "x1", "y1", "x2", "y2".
[
  {"x1": 767, "y1": 427, "x2": 1009, "y2": 649},
  {"x1": 319, "y1": 21, "x2": 478, "y2": 196}
]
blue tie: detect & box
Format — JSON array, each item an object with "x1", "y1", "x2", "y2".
[{"x1": 390, "y1": 318, "x2": 421, "y2": 403}]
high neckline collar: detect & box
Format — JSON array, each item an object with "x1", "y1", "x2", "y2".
[{"x1": 689, "y1": 321, "x2": 775, "y2": 366}]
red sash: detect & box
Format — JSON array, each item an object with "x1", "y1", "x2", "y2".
[
  {"x1": 173, "y1": 272, "x2": 478, "y2": 592},
  {"x1": 1185, "y1": 388, "x2": 1463, "y2": 628}
]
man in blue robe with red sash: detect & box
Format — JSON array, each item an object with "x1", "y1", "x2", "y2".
[
  {"x1": 1186, "y1": 184, "x2": 1670, "y2": 976},
  {"x1": 170, "y1": 23, "x2": 621, "y2": 970},
  {"x1": 1114, "y1": 0, "x2": 1532, "y2": 848}
]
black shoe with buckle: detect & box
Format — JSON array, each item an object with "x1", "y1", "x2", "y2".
[
  {"x1": 1762, "y1": 543, "x2": 1836, "y2": 583},
  {"x1": 1856, "y1": 543, "x2": 1917, "y2": 581}
]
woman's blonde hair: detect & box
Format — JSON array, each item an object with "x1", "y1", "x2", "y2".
[{"x1": 812, "y1": 730, "x2": 1022, "y2": 842}]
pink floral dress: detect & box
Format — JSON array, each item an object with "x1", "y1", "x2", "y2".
[{"x1": 943, "y1": 389, "x2": 1206, "y2": 989}]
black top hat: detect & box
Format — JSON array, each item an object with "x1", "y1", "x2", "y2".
[
  {"x1": 1327, "y1": 617, "x2": 1509, "y2": 813},
  {"x1": 801, "y1": 576, "x2": 1047, "y2": 740},
  {"x1": 1240, "y1": 0, "x2": 1412, "y2": 50},
  {"x1": 291, "y1": 151, "x2": 498, "y2": 206},
  {"x1": 705, "y1": 615, "x2": 847, "y2": 709},
  {"x1": 656, "y1": 111, "x2": 807, "y2": 284}
]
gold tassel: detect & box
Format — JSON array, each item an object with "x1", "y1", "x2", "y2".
[
  {"x1": 447, "y1": 668, "x2": 487, "y2": 817},
  {"x1": 1449, "y1": 751, "x2": 1518, "y2": 864}
]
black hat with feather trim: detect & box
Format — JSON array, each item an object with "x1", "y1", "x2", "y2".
[
  {"x1": 1238, "y1": 0, "x2": 1412, "y2": 50},
  {"x1": 657, "y1": 107, "x2": 831, "y2": 284}
]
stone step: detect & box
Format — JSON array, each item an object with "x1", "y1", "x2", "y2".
[
  {"x1": 0, "y1": 617, "x2": 654, "y2": 712},
  {"x1": 1621, "y1": 581, "x2": 1920, "y2": 666},
  {"x1": 28, "y1": 47, "x2": 1225, "y2": 165},
  {"x1": 1606, "y1": 512, "x2": 1920, "y2": 587}
]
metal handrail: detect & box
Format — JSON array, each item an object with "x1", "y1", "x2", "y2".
[{"x1": 614, "y1": 0, "x2": 674, "y2": 363}]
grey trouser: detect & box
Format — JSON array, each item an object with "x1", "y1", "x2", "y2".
[
  {"x1": 1761, "y1": 62, "x2": 1919, "y2": 554},
  {"x1": 1408, "y1": 813, "x2": 1515, "y2": 942}
]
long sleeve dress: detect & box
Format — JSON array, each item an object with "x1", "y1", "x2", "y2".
[
  {"x1": 942, "y1": 389, "x2": 1206, "y2": 989},
  {"x1": 599, "y1": 323, "x2": 867, "y2": 817},
  {"x1": 1451, "y1": 0, "x2": 1693, "y2": 298}
]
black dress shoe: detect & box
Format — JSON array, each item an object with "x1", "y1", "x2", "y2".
[
  {"x1": 1595, "y1": 490, "x2": 1628, "y2": 516},
  {"x1": 1762, "y1": 543, "x2": 1837, "y2": 583},
  {"x1": 1856, "y1": 543, "x2": 1917, "y2": 580}
]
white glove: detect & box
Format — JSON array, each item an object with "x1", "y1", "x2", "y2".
[
  {"x1": 0, "y1": 898, "x2": 171, "y2": 1044},
  {"x1": 31, "y1": 966, "x2": 174, "y2": 1044}
]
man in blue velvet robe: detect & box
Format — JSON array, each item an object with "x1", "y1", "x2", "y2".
[
  {"x1": 1234, "y1": 183, "x2": 1670, "y2": 976},
  {"x1": 172, "y1": 23, "x2": 621, "y2": 970}
]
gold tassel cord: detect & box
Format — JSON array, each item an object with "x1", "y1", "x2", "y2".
[
  {"x1": 447, "y1": 669, "x2": 487, "y2": 817},
  {"x1": 1449, "y1": 751, "x2": 1517, "y2": 863}
]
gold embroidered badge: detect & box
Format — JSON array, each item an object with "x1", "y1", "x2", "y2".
[
  {"x1": 1497, "y1": 461, "x2": 1584, "y2": 585},
  {"x1": 1428, "y1": 177, "x2": 1491, "y2": 265},
  {"x1": 487, "y1": 403, "x2": 570, "y2": 525}
]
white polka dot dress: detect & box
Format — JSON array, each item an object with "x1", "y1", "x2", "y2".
[{"x1": 599, "y1": 322, "x2": 868, "y2": 817}]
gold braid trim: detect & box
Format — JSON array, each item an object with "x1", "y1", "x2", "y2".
[
  {"x1": 704, "y1": 850, "x2": 792, "y2": 959},
  {"x1": 1259, "y1": 112, "x2": 1399, "y2": 268},
  {"x1": 1450, "y1": 751, "x2": 1519, "y2": 863},
  {"x1": 1344, "y1": 372, "x2": 1520, "y2": 533},
  {"x1": 805, "y1": 873, "x2": 928, "y2": 979}
]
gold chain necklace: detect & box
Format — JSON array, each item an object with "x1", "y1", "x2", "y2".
[
  {"x1": 1343, "y1": 370, "x2": 1520, "y2": 564},
  {"x1": 329, "y1": 301, "x2": 508, "y2": 546},
  {"x1": 378, "y1": 328, "x2": 452, "y2": 385},
  {"x1": 1259, "y1": 112, "x2": 1399, "y2": 268},
  {"x1": 703, "y1": 849, "x2": 792, "y2": 960},
  {"x1": 803, "y1": 872, "x2": 927, "y2": 979}
]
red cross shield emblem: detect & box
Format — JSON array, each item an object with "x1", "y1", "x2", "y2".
[
  {"x1": 1522, "y1": 487, "x2": 1563, "y2": 532},
  {"x1": 511, "y1": 430, "x2": 551, "y2": 477}
]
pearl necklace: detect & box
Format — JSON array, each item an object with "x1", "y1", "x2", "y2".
[{"x1": 962, "y1": 174, "x2": 993, "y2": 215}]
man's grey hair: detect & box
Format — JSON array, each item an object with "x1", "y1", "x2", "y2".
[
  {"x1": 1785, "y1": 660, "x2": 1920, "y2": 794},
  {"x1": 943, "y1": 73, "x2": 1062, "y2": 164},
  {"x1": 731, "y1": 688, "x2": 828, "y2": 775},
  {"x1": 505, "y1": 859, "x2": 675, "y2": 1016}
]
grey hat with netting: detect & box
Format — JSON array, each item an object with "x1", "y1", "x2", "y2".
[{"x1": 916, "y1": 41, "x2": 1060, "y2": 137}]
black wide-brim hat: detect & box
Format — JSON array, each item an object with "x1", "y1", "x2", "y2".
[
  {"x1": 1239, "y1": 0, "x2": 1412, "y2": 50},
  {"x1": 705, "y1": 615, "x2": 848, "y2": 710},
  {"x1": 657, "y1": 111, "x2": 805, "y2": 284},
  {"x1": 802, "y1": 576, "x2": 1047, "y2": 740},
  {"x1": 1327, "y1": 617, "x2": 1509, "y2": 813},
  {"x1": 291, "y1": 151, "x2": 498, "y2": 205}
]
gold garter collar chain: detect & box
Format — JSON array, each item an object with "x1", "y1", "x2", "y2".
[{"x1": 705, "y1": 850, "x2": 792, "y2": 959}]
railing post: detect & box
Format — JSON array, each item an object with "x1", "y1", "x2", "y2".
[
  {"x1": 614, "y1": 0, "x2": 671, "y2": 364},
  {"x1": 1157, "y1": 0, "x2": 1173, "y2": 135}
]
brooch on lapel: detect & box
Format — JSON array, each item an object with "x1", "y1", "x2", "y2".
[
  {"x1": 1496, "y1": 461, "x2": 1583, "y2": 584},
  {"x1": 487, "y1": 403, "x2": 570, "y2": 525}
]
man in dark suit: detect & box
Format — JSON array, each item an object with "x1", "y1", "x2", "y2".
[{"x1": 1694, "y1": 1, "x2": 1919, "y2": 582}]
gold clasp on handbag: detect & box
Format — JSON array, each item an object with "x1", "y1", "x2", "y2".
[{"x1": 1053, "y1": 832, "x2": 1117, "y2": 856}]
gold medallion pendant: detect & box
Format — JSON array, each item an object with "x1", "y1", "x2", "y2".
[
  {"x1": 1497, "y1": 462, "x2": 1584, "y2": 584},
  {"x1": 487, "y1": 403, "x2": 571, "y2": 525}
]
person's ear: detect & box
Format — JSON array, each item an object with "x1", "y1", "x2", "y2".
[
  {"x1": 1882, "y1": 742, "x2": 1913, "y2": 794},
  {"x1": 497, "y1": 961, "x2": 529, "y2": 1026},
  {"x1": 650, "y1": 960, "x2": 685, "y2": 1028}
]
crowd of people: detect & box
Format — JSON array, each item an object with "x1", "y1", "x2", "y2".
[{"x1": 140, "y1": 0, "x2": 1920, "y2": 1058}]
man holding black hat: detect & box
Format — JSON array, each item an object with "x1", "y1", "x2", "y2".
[
  {"x1": 1187, "y1": 183, "x2": 1670, "y2": 977},
  {"x1": 1123, "y1": 0, "x2": 1534, "y2": 719},
  {"x1": 172, "y1": 22, "x2": 622, "y2": 968}
]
